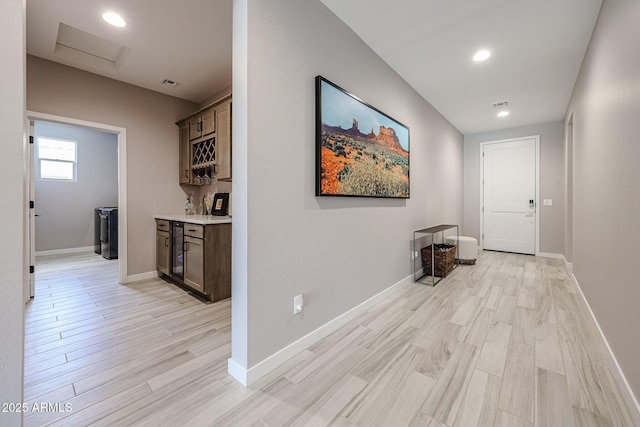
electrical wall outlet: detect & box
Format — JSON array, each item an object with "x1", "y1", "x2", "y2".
[
  {"x1": 543, "y1": 199, "x2": 553, "y2": 206},
  {"x1": 411, "y1": 251, "x2": 419, "y2": 260},
  {"x1": 293, "y1": 294, "x2": 304, "y2": 315}
]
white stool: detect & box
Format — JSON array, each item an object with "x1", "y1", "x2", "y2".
[{"x1": 445, "y1": 235, "x2": 478, "y2": 264}]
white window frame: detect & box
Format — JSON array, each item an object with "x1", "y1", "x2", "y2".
[{"x1": 36, "y1": 137, "x2": 78, "y2": 182}]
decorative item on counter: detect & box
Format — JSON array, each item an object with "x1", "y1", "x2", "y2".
[
  {"x1": 203, "y1": 169, "x2": 211, "y2": 185},
  {"x1": 185, "y1": 192, "x2": 195, "y2": 215},
  {"x1": 211, "y1": 193, "x2": 229, "y2": 216},
  {"x1": 204, "y1": 192, "x2": 214, "y2": 215}
]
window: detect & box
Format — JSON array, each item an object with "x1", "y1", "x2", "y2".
[{"x1": 37, "y1": 137, "x2": 77, "y2": 181}]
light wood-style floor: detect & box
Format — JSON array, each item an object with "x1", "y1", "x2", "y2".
[{"x1": 24, "y1": 251, "x2": 635, "y2": 426}]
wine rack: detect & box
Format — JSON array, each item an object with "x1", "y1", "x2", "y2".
[{"x1": 192, "y1": 136, "x2": 216, "y2": 169}]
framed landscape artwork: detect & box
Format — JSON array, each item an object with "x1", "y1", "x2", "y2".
[{"x1": 315, "y1": 76, "x2": 410, "y2": 199}]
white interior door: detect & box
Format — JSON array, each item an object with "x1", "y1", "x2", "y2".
[{"x1": 482, "y1": 137, "x2": 536, "y2": 254}]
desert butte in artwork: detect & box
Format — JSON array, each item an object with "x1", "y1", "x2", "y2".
[{"x1": 320, "y1": 117, "x2": 409, "y2": 197}]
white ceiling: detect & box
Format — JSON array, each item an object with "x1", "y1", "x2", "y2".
[
  {"x1": 26, "y1": 0, "x2": 232, "y2": 104},
  {"x1": 320, "y1": 0, "x2": 603, "y2": 134},
  {"x1": 27, "y1": 0, "x2": 602, "y2": 134}
]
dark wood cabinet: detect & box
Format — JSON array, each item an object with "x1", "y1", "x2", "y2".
[
  {"x1": 155, "y1": 220, "x2": 171, "y2": 276},
  {"x1": 176, "y1": 96, "x2": 232, "y2": 185},
  {"x1": 215, "y1": 98, "x2": 232, "y2": 180},
  {"x1": 155, "y1": 219, "x2": 231, "y2": 302},
  {"x1": 188, "y1": 107, "x2": 215, "y2": 141},
  {"x1": 178, "y1": 123, "x2": 191, "y2": 184}
]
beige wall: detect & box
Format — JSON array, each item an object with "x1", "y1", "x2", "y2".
[
  {"x1": 463, "y1": 121, "x2": 565, "y2": 255},
  {"x1": 27, "y1": 55, "x2": 199, "y2": 276},
  {"x1": 566, "y1": 0, "x2": 640, "y2": 408},
  {"x1": 0, "y1": 1, "x2": 26, "y2": 424},
  {"x1": 232, "y1": 0, "x2": 464, "y2": 370}
]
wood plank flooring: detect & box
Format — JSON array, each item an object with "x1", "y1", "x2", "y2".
[{"x1": 23, "y1": 251, "x2": 636, "y2": 426}]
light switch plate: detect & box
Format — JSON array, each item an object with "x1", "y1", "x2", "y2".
[
  {"x1": 293, "y1": 294, "x2": 304, "y2": 315},
  {"x1": 543, "y1": 199, "x2": 553, "y2": 206}
]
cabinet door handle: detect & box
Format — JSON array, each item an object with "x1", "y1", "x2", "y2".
[
  {"x1": 184, "y1": 241, "x2": 189, "y2": 252},
  {"x1": 164, "y1": 237, "x2": 169, "y2": 247}
]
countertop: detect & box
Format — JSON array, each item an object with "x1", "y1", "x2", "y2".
[{"x1": 154, "y1": 214, "x2": 232, "y2": 225}]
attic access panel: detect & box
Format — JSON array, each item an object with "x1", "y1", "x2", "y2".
[{"x1": 55, "y1": 23, "x2": 128, "y2": 69}]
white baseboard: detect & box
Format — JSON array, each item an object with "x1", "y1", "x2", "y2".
[
  {"x1": 571, "y1": 273, "x2": 640, "y2": 424},
  {"x1": 536, "y1": 251, "x2": 564, "y2": 259},
  {"x1": 563, "y1": 255, "x2": 573, "y2": 273},
  {"x1": 228, "y1": 273, "x2": 414, "y2": 387},
  {"x1": 123, "y1": 271, "x2": 159, "y2": 284},
  {"x1": 35, "y1": 246, "x2": 96, "y2": 257}
]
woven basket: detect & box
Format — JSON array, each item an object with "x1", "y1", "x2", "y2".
[{"x1": 421, "y1": 244, "x2": 456, "y2": 277}]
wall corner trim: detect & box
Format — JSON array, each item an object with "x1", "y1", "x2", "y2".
[
  {"x1": 227, "y1": 357, "x2": 248, "y2": 386},
  {"x1": 571, "y1": 273, "x2": 640, "y2": 424},
  {"x1": 563, "y1": 255, "x2": 573, "y2": 273},
  {"x1": 227, "y1": 274, "x2": 414, "y2": 387}
]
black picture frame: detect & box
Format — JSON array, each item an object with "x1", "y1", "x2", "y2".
[
  {"x1": 315, "y1": 76, "x2": 410, "y2": 199},
  {"x1": 211, "y1": 192, "x2": 229, "y2": 216}
]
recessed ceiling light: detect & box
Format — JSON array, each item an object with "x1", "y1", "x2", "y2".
[
  {"x1": 497, "y1": 110, "x2": 510, "y2": 118},
  {"x1": 473, "y1": 50, "x2": 491, "y2": 62},
  {"x1": 102, "y1": 12, "x2": 126, "y2": 27}
]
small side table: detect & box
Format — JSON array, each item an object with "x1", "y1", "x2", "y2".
[{"x1": 413, "y1": 224, "x2": 459, "y2": 286}]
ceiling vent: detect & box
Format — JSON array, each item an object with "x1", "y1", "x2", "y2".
[
  {"x1": 492, "y1": 100, "x2": 510, "y2": 108},
  {"x1": 161, "y1": 79, "x2": 178, "y2": 87},
  {"x1": 54, "y1": 23, "x2": 129, "y2": 69}
]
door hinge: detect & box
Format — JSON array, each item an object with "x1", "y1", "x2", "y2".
[
  {"x1": 30, "y1": 265, "x2": 35, "y2": 274},
  {"x1": 29, "y1": 136, "x2": 34, "y2": 144},
  {"x1": 30, "y1": 200, "x2": 35, "y2": 209}
]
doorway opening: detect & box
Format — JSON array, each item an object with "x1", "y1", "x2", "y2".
[{"x1": 27, "y1": 111, "x2": 128, "y2": 299}]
